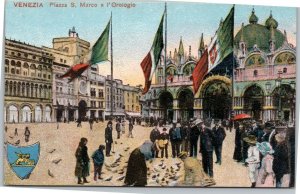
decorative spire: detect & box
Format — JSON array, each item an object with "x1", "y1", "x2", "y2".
[
  {"x1": 173, "y1": 48, "x2": 178, "y2": 60},
  {"x1": 169, "y1": 51, "x2": 172, "y2": 59},
  {"x1": 284, "y1": 30, "x2": 288, "y2": 43},
  {"x1": 178, "y1": 36, "x2": 184, "y2": 56},
  {"x1": 198, "y1": 33, "x2": 205, "y2": 51},
  {"x1": 249, "y1": 8, "x2": 258, "y2": 24},
  {"x1": 189, "y1": 45, "x2": 191, "y2": 58}
]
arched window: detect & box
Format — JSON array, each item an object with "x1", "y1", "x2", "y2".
[
  {"x1": 16, "y1": 61, "x2": 21, "y2": 67},
  {"x1": 11, "y1": 60, "x2": 16, "y2": 66},
  {"x1": 253, "y1": 70, "x2": 258, "y2": 77},
  {"x1": 283, "y1": 67, "x2": 287, "y2": 74},
  {"x1": 8, "y1": 105, "x2": 18, "y2": 123},
  {"x1": 11, "y1": 68, "x2": 15, "y2": 74},
  {"x1": 5, "y1": 59, "x2": 9, "y2": 65}
]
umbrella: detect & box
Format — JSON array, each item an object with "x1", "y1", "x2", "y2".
[
  {"x1": 59, "y1": 63, "x2": 89, "y2": 82},
  {"x1": 233, "y1": 113, "x2": 251, "y2": 121}
]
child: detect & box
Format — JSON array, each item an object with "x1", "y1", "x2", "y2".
[
  {"x1": 243, "y1": 135, "x2": 260, "y2": 188},
  {"x1": 91, "y1": 145, "x2": 105, "y2": 181}
]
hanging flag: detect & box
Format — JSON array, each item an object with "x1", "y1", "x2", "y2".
[
  {"x1": 141, "y1": 14, "x2": 164, "y2": 94},
  {"x1": 59, "y1": 63, "x2": 89, "y2": 82},
  {"x1": 192, "y1": 6, "x2": 234, "y2": 94},
  {"x1": 208, "y1": 6, "x2": 234, "y2": 72},
  {"x1": 90, "y1": 19, "x2": 110, "y2": 65},
  {"x1": 192, "y1": 50, "x2": 208, "y2": 94}
]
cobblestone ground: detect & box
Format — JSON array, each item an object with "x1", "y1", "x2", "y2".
[{"x1": 3, "y1": 121, "x2": 250, "y2": 187}]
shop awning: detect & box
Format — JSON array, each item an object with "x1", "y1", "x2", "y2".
[{"x1": 126, "y1": 112, "x2": 141, "y2": 117}]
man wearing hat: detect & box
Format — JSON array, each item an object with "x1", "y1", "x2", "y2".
[
  {"x1": 189, "y1": 119, "x2": 201, "y2": 157},
  {"x1": 105, "y1": 121, "x2": 113, "y2": 157},
  {"x1": 157, "y1": 128, "x2": 169, "y2": 158},
  {"x1": 212, "y1": 119, "x2": 226, "y2": 165},
  {"x1": 169, "y1": 122, "x2": 182, "y2": 158},
  {"x1": 199, "y1": 119, "x2": 214, "y2": 178},
  {"x1": 244, "y1": 135, "x2": 260, "y2": 187},
  {"x1": 149, "y1": 124, "x2": 161, "y2": 158},
  {"x1": 261, "y1": 121, "x2": 274, "y2": 142}
]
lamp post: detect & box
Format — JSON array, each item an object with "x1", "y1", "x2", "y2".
[
  {"x1": 265, "y1": 82, "x2": 271, "y2": 121},
  {"x1": 275, "y1": 70, "x2": 283, "y2": 121}
]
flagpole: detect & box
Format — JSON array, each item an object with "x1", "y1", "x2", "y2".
[
  {"x1": 231, "y1": 5, "x2": 235, "y2": 125},
  {"x1": 110, "y1": 12, "x2": 114, "y2": 118},
  {"x1": 164, "y1": 2, "x2": 168, "y2": 122}
]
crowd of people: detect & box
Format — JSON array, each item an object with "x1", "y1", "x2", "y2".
[
  {"x1": 233, "y1": 120, "x2": 294, "y2": 188},
  {"x1": 69, "y1": 115, "x2": 295, "y2": 187},
  {"x1": 149, "y1": 118, "x2": 227, "y2": 178}
]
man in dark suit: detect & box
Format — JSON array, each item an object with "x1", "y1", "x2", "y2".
[
  {"x1": 212, "y1": 120, "x2": 226, "y2": 165},
  {"x1": 105, "y1": 121, "x2": 113, "y2": 157},
  {"x1": 199, "y1": 119, "x2": 214, "y2": 177}
]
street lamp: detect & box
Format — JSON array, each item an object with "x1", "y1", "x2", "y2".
[{"x1": 275, "y1": 70, "x2": 283, "y2": 120}]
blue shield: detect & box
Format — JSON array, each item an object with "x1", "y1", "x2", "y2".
[{"x1": 7, "y1": 142, "x2": 40, "y2": 180}]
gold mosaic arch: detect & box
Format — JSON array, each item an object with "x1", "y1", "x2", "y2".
[{"x1": 195, "y1": 75, "x2": 232, "y2": 98}]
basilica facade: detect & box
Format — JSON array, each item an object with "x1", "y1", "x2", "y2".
[
  {"x1": 234, "y1": 9, "x2": 296, "y2": 123},
  {"x1": 142, "y1": 9, "x2": 296, "y2": 124}
]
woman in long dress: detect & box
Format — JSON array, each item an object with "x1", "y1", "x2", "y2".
[{"x1": 255, "y1": 142, "x2": 275, "y2": 187}]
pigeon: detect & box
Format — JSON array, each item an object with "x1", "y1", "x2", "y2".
[
  {"x1": 48, "y1": 169, "x2": 54, "y2": 178},
  {"x1": 14, "y1": 140, "x2": 20, "y2": 146},
  {"x1": 115, "y1": 141, "x2": 118, "y2": 144},
  {"x1": 48, "y1": 149, "x2": 56, "y2": 154},
  {"x1": 9, "y1": 136, "x2": 13, "y2": 139},
  {"x1": 119, "y1": 154, "x2": 124, "y2": 157},
  {"x1": 52, "y1": 159, "x2": 62, "y2": 164},
  {"x1": 116, "y1": 175, "x2": 125, "y2": 181},
  {"x1": 162, "y1": 166, "x2": 166, "y2": 170},
  {"x1": 112, "y1": 151, "x2": 115, "y2": 154},
  {"x1": 118, "y1": 171, "x2": 124, "y2": 175},
  {"x1": 156, "y1": 178, "x2": 160, "y2": 184},
  {"x1": 104, "y1": 175, "x2": 113, "y2": 181}
]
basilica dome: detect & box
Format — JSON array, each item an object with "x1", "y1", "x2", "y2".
[{"x1": 234, "y1": 9, "x2": 285, "y2": 52}]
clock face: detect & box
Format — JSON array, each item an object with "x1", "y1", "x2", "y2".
[{"x1": 79, "y1": 80, "x2": 87, "y2": 94}]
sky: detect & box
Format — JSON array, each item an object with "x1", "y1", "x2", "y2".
[{"x1": 4, "y1": 0, "x2": 296, "y2": 86}]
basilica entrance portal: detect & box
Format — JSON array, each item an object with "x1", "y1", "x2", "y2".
[
  {"x1": 244, "y1": 85, "x2": 264, "y2": 121},
  {"x1": 202, "y1": 80, "x2": 231, "y2": 120},
  {"x1": 178, "y1": 88, "x2": 194, "y2": 121},
  {"x1": 159, "y1": 91, "x2": 173, "y2": 122}
]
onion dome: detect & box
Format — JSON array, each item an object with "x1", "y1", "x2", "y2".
[
  {"x1": 249, "y1": 8, "x2": 258, "y2": 24},
  {"x1": 265, "y1": 11, "x2": 278, "y2": 29},
  {"x1": 235, "y1": 9, "x2": 285, "y2": 52}
]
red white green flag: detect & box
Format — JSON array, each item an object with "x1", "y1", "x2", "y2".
[
  {"x1": 208, "y1": 6, "x2": 234, "y2": 72},
  {"x1": 140, "y1": 14, "x2": 164, "y2": 94},
  {"x1": 192, "y1": 6, "x2": 234, "y2": 94}
]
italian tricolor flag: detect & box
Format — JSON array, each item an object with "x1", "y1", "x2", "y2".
[
  {"x1": 141, "y1": 14, "x2": 164, "y2": 94},
  {"x1": 192, "y1": 6, "x2": 234, "y2": 94},
  {"x1": 208, "y1": 6, "x2": 234, "y2": 72}
]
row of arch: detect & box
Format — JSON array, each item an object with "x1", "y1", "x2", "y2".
[
  {"x1": 5, "y1": 59, "x2": 52, "y2": 79},
  {"x1": 163, "y1": 61, "x2": 196, "y2": 77},
  {"x1": 5, "y1": 104, "x2": 52, "y2": 123},
  {"x1": 5, "y1": 81, "x2": 52, "y2": 99},
  {"x1": 244, "y1": 51, "x2": 296, "y2": 67}
]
